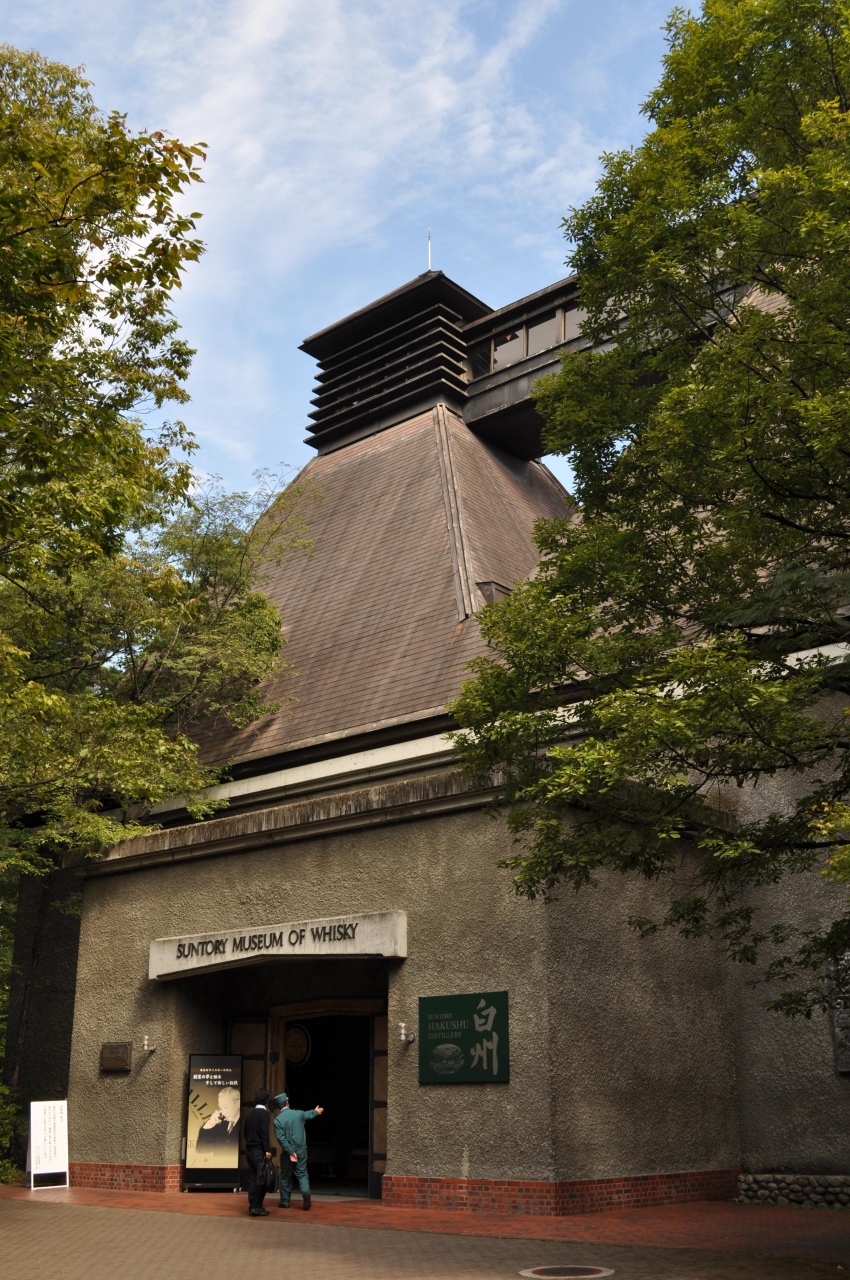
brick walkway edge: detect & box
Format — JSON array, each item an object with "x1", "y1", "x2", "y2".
[
  {"x1": 68, "y1": 1162, "x2": 737, "y2": 1214},
  {"x1": 381, "y1": 1169, "x2": 738, "y2": 1215}
]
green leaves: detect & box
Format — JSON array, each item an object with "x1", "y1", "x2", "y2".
[
  {"x1": 0, "y1": 47, "x2": 205, "y2": 583},
  {"x1": 0, "y1": 472, "x2": 314, "y2": 876},
  {"x1": 452, "y1": 0, "x2": 850, "y2": 1012},
  {"x1": 0, "y1": 51, "x2": 316, "y2": 882}
]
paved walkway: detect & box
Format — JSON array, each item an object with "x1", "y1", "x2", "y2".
[{"x1": 1, "y1": 1186, "x2": 848, "y2": 1277}]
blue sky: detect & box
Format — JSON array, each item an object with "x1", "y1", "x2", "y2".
[{"x1": 5, "y1": 0, "x2": 674, "y2": 491}]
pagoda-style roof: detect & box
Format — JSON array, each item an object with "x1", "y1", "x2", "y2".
[{"x1": 203, "y1": 405, "x2": 568, "y2": 775}]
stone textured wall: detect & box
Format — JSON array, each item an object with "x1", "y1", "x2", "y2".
[
  {"x1": 65, "y1": 766, "x2": 850, "y2": 1189},
  {"x1": 721, "y1": 762, "x2": 850, "y2": 1174},
  {"x1": 737, "y1": 1172, "x2": 850, "y2": 1208},
  {"x1": 67, "y1": 794, "x2": 743, "y2": 1186},
  {"x1": 545, "y1": 863, "x2": 739, "y2": 1183},
  {"x1": 722, "y1": 876, "x2": 850, "y2": 1174}
]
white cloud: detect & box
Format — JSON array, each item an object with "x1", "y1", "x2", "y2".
[
  {"x1": 100, "y1": 0, "x2": 588, "y2": 285},
  {"x1": 6, "y1": 0, "x2": 668, "y2": 480}
]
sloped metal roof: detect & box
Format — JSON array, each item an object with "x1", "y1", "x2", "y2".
[{"x1": 202, "y1": 406, "x2": 568, "y2": 771}]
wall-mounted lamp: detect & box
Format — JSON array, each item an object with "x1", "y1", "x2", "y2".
[
  {"x1": 398, "y1": 1021, "x2": 415, "y2": 1045},
  {"x1": 142, "y1": 1034, "x2": 157, "y2": 1053}
]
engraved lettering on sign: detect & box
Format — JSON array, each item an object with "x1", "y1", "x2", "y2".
[
  {"x1": 149, "y1": 912, "x2": 406, "y2": 980},
  {"x1": 310, "y1": 923, "x2": 358, "y2": 942}
]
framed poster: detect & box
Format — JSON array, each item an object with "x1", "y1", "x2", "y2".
[
  {"x1": 29, "y1": 1100, "x2": 69, "y2": 1189},
  {"x1": 185, "y1": 1054, "x2": 242, "y2": 1188},
  {"x1": 418, "y1": 991, "x2": 510, "y2": 1084}
]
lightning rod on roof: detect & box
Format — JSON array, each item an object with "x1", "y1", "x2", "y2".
[{"x1": 428, "y1": 228, "x2": 431, "y2": 271}]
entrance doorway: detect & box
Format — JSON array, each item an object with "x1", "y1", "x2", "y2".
[
  {"x1": 283, "y1": 1015, "x2": 369, "y2": 1186},
  {"x1": 230, "y1": 998, "x2": 387, "y2": 1198}
]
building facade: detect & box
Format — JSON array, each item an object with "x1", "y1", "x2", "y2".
[{"x1": 11, "y1": 271, "x2": 850, "y2": 1211}]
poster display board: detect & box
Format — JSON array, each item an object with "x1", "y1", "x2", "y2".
[
  {"x1": 418, "y1": 991, "x2": 510, "y2": 1084},
  {"x1": 30, "y1": 1100, "x2": 69, "y2": 1189},
  {"x1": 185, "y1": 1055, "x2": 242, "y2": 1188}
]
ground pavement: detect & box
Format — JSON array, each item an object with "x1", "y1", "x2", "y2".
[{"x1": 0, "y1": 1185, "x2": 848, "y2": 1280}]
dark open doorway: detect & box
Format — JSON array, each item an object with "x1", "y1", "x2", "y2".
[{"x1": 283, "y1": 1015, "x2": 371, "y2": 1191}]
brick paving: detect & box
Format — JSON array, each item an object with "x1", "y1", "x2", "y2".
[
  {"x1": 0, "y1": 1194, "x2": 846, "y2": 1280},
  {"x1": 1, "y1": 1185, "x2": 848, "y2": 1277}
]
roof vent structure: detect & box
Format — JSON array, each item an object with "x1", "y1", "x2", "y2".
[{"x1": 300, "y1": 272, "x2": 491, "y2": 455}]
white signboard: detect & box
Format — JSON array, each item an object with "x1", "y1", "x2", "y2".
[
  {"x1": 149, "y1": 910, "x2": 407, "y2": 980},
  {"x1": 30, "y1": 1100, "x2": 69, "y2": 1189}
]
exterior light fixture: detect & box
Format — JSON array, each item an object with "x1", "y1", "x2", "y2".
[
  {"x1": 398, "y1": 1022, "x2": 415, "y2": 1045},
  {"x1": 142, "y1": 1034, "x2": 157, "y2": 1053}
]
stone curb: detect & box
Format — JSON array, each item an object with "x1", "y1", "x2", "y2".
[{"x1": 737, "y1": 1172, "x2": 850, "y2": 1208}]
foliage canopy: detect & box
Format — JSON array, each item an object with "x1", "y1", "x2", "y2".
[
  {"x1": 452, "y1": 0, "x2": 850, "y2": 1014},
  {"x1": 0, "y1": 48, "x2": 314, "y2": 1102},
  {"x1": 0, "y1": 47, "x2": 315, "y2": 878}
]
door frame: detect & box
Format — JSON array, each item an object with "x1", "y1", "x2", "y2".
[{"x1": 268, "y1": 998, "x2": 387, "y2": 1198}]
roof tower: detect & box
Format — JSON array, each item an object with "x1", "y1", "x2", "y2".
[
  {"x1": 301, "y1": 271, "x2": 490, "y2": 455},
  {"x1": 196, "y1": 272, "x2": 573, "y2": 787}
]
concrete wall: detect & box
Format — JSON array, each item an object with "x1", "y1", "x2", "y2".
[
  {"x1": 724, "y1": 875, "x2": 850, "y2": 1173},
  {"x1": 715, "y1": 764, "x2": 850, "y2": 1174},
  {"x1": 545, "y1": 871, "x2": 739, "y2": 1181},
  {"x1": 67, "y1": 804, "x2": 753, "y2": 1182}
]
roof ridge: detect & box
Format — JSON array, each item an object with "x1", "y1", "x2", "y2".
[{"x1": 435, "y1": 404, "x2": 477, "y2": 621}]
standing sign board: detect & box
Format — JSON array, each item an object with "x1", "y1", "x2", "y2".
[
  {"x1": 30, "y1": 1100, "x2": 69, "y2": 1189},
  {"x1": 185, "y1": 1055, "x2": 243, "y2": 1189},
  {"x1": 418, "y1": 991, "x2": 510, "y2": 1083}
]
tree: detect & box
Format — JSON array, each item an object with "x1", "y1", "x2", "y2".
[
  {"x1": 0, "y1": 43, "x2": 220, "y2": 869},
  {"x1": 0, "y1": 472, "x2": 312, "y2": 880},
  {"x1": 1, "y1": 473, "x2": 312, "y2": 1094},
  {"x1": 452, "y1": 0, "x2": 850, "y2": 1015},
  {"x1": 0, "y1": 45, "x2": 204, "y2": 581},
  {"x1": 0, "y1": 48, "x2": 313, "y2": 1101}
]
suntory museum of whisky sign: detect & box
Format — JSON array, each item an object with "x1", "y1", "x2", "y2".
[{"x1": 149, "y1": 911, "x2": 407, "y2": 979}]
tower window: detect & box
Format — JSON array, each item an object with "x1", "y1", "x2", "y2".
[
  {"x1": 493, "y1": 329, "x2": 524, "y2": 369},
  {"x1": 563, "y1": 306, "x2": 587, "y2": 342},
  {"x1": 469, "y1": 342, "x2": 491, "y2": 379},
  {"x1": 527, "y1": 311, "x2": 560, "y2": 356}
]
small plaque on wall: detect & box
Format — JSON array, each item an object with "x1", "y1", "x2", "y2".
[
  {"x1": 419, "y1": 991, "x2": 509, "y2": 1084},
  {"x1": 100, "y1": 1042, "x2": 132, "y2": 1072}
]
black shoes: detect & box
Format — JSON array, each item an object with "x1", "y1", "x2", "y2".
[
  {"x1": 302, "y1": 1193, "x2": 312, "y2": 1210},
  {"x1": 278, "y1": 1201, "x2": 290, "y2": 1208},
  {"x1": 249, "y1": 1207, "x2": 270, "y2": 1216}
]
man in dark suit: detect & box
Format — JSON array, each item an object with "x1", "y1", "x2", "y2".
[{"x1": 243, "y1": 1087, "x2": 273, "y2": 1216}]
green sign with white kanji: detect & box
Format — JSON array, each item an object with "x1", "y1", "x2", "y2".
[{"x1": 418, "y1": 991, "x2": 509, "y2": 1084}]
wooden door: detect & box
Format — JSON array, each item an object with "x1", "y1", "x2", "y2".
[{"x1": 369, "y1": 1014, "x2": 388, "y2": 1199}]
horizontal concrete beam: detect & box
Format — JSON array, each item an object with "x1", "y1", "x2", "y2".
[{"x1": 149, "y1": 909, "x2": 407, "y2": 980}]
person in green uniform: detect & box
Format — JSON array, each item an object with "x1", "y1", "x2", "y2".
[{"x1": 273, "y1": 1092, "x2": 324, "y2": 1209}]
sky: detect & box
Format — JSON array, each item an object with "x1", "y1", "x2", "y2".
[{"x1": 5, "y1": 0, "x2": 675, "y2": 492}]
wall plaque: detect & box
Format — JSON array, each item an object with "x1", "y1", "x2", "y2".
[
  {"x1": 100, "y1": 1042, "x2": 132, "y2": 1072},
  {"x1": 418, "y1": 991, "x2": 510, "y2": 1084},
  {"x1": 149, "y1": 911, "x2": 406, "y2": 980}
]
